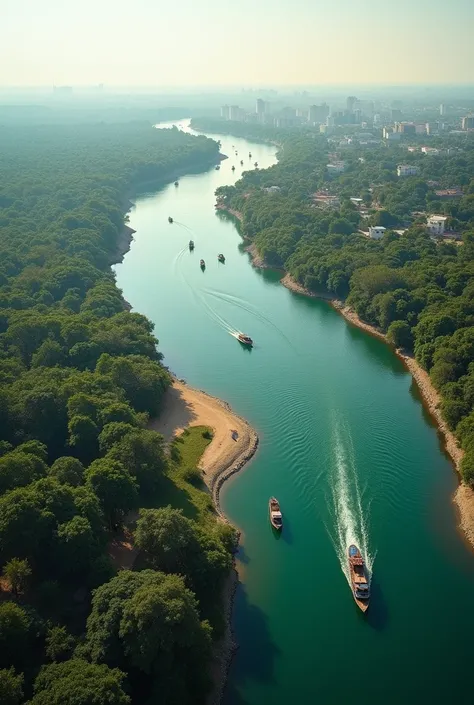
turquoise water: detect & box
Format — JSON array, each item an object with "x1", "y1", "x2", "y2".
[{"x1": 115, "y1": 121, "x2": 474, "y2": 705}]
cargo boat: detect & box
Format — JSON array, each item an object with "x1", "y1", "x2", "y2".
[{"x1": 348, "y1": 544, "x2": 370, "y2": 612}]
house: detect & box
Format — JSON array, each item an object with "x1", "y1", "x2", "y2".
[
  {"x1": 426, "y1": 215, "x2": 448, "y2": 235},
  {"x1": 368, "y1": 226, "x2": 386, "y2": 239},
  {"x1": 327, "y1": 161, "x2": 345, "y2": 174},
  {"x1": 434, "y1": 188, "x2": 463, "y2": 199},
  {"x1": 397, "y1": 164, "x2": 420, "y2": 177}
]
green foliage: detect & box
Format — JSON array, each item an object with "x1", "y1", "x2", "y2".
[
  {"x1": 30, "y1": 659, "x2": 130, "y2": 705},
  {"x1": 2, "y1": 558, "x2": 31, "y2": 597},
  {"x1": 45, "y1": 625, "x2": 75, "y2": 662},
  {"x1": 0, "y1": 667, "x2": 24, "y2": 705},
  {"x1": 49, "y1": 456, "x2": 85, "y2": 486},
  {"x1": 107, "y1": 428, "x2": 167, "y2": 496},
  {"x1": 85, "y1": 570, "x2": 211, "y2": 703},
  {"x1": 387, "y1": 320, "x2": 413, "y2": 349},
  {"x1": 0, "y1": 603, "x2": 31, "y2": 669},
  {"x1": 86, "y1": 459, "x2": 138, "y2": 527}
]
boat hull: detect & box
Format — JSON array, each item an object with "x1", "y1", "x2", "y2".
[
  {"x1": 269, "y1": 497, "x2": 283, "y2": 531},
  {"x1": 348, "y1": 544, "x2": 370, "y2": 613}
]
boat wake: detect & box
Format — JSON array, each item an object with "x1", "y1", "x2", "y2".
[{"x1": 326, "y1": 413, "x2": 375, "y2": 588}]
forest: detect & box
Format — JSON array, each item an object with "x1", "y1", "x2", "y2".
[
  {"x1": 215, "y1": 130, "x2": 474, "y2": 483},
  {"x1": 0, "y1": 122, "x2": 233, "y2": 705}
]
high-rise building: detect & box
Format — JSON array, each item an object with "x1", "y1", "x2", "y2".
[
  {"x1": 439, "y1": 103, "x2": 446, "y2": 116},
  {"x1": 309, "y1": 103, "x2": 330, "y2": 124},
  {"x1": 220, "y1": 105, "x2": 230, "y2": 120},
  {"x1": 256, "y1": 99, "x2": 266, "y2": 116},
  {"x1": 462, "y1": 115, "x2": 474, "y2": 130},
  {"x1": 346, "y1": 96, "x2": 357, "y2": 112}
]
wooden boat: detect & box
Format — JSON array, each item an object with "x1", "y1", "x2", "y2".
[
  {"x1": 168, "y1": 216, "x2": 173, "y2": 223},
  {"x1": 237, "y1": 332, "x2": 253, "y2": 346},
  {"x1": 174, "y1": 181, "x2": 179, "y2": 186},
  {"x1": 348, "y1": 545, "x2": 370, "y2": 612},
  {"x1": 189, "y1": 240, "x2": 194, "y2": 250},
  {"x1": 217, "y1": 253, "x2": 225, "y2": 262},
  {"x1": 200, "y1": 259, "x2": 206, "y2": 269},
  {"x1": 269, "y1": 497, "x2": 283, "y2": 530}
]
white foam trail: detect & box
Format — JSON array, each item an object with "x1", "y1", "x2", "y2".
[{"x1": 327, "y1": 413, "x2": 374, "y2": 587}]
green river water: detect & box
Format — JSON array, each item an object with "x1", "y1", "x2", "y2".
[{"x1": 115, "y1": 121, "x2": 474, "y2": 705}]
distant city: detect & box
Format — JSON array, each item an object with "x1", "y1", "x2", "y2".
[{"x1": 220, "y1": 96, "x2": 474, "y2": 136}]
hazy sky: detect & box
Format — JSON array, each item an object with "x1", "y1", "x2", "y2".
[{"x1": 3, "y1": 0, "x2": 474, "y2": 86}]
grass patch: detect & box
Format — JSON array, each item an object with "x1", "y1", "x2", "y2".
[{"x1": 159, "y1": 426, "x2": 217, "y2": 528}]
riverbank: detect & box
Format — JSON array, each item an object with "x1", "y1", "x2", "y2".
[
  {"x1": 149, "y1": 378, "x2": 258, "y2": 705},
  {"x1": 252, "y1": 261, "x2": 470, "y2": 543}
]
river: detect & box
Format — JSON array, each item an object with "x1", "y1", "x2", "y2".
[{"x1": 114, "y1": 120, "x2": 474, "y2": 705}]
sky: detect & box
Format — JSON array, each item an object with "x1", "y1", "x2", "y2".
[{"x1": 2, "y1": 0, "x2": 474, "y2": 87}]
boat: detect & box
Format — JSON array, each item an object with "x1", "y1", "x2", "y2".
[
  {"x1": 249, "y1": 152, "x2": 252, "y2": 158},
  {"x1": 168, "y1": 216, "x2": 173, "y2": 223},
  {"x1": 215, "y1": 165, "x2": 220, "y2": 170},
  {"x1": 237, "y1": 332, "x2": 253, "y2": 346},
  {"x1": 254, "y1": 162, "x2": 258, "y2": 167},
  {"x1": 174, "y1": 181, "x2": 179, "y2": 186},
  {"x1": 348, "y1": 545, "x2": 370, "y2": 612},
  {"x1": 269, "y1": 497, "x2": 283, "y2": 530},
  {"x1": 189, "y1": 240, "x2": 194, "y2": 250},
  {"x1": 217, "y1": 253, "x2": 225, "y2": 262},
  {"x1": 240, "y1": 160, "x2": 244, "y2": 166},
  {"x1": 231, "y1": 165, "x2": 235, "y2": 171},
  {"x1": 200, "y1": 259, "x2": 206, "y2": 269}
]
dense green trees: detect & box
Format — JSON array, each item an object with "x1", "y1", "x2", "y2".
[
  {"x1": 218, "y1": 129, "x2": 474, "y2": 483},
  {"x1": 84, "y1": 570, "x2": 212, "y2": 704},
  {"x1": 0, "y1": 122, "x2": 232, "y2": 703}
]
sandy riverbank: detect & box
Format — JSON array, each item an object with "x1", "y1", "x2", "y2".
[
  {"x1": 150, "y1": 379, "x2": 258, "y2": 510},
  {"x1": 150, "y1": 379, "x2": 258, "y2": 705}
]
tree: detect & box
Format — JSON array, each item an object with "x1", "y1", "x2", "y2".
[
  {"x1": 2, "y1": 559, "x2": 31, "y2": 597},
  {"x1": 387, "y1": 320, "x2": 413, "y2": 349},
  {"x1": 68, "y1": 415, "x2": 99, "y2": 463},
  {"x1": 85, "y1": 570, "x2": 211, "y2": 703},
  {"x1": 45, "y1": 626, "x2": 75, "y2": 662},
  {"x1": 56, "y1": 516, "x2": 98, "y2": 579},
  {"x1": 30, "y1": 659, "x2": 130, "y2": 705},
  {"x1": 98, "y1": 423, "x2": 137, "y2": 454},
  {"x1": 0, "y1": 603, "x2": 30, "y2": 669},
  {"x1": 0, "y1": 667, "x2": 24, "y2": 705},
  {"x1": 49, "y1": 456, "x2": 84, "y2": 486},
  {"x1": 0, "y1": 451, "x2": 47, "y2": 495},
  {"x1": 107, "y1": 428, "x2": 167, "y2": 495},
  {"x1": 85, "y1": 459, "x2": 138, "y2": 527}
]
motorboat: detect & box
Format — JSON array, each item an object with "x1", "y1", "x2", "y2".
[
  {"x1": 217, "y1": 253, "x2": 225, "y2": 262},
  {"x1": 215, "y1": 165, "x2": 220, "y2": 170},
  {"x1": 168, "y1": 216, "x2": 173, "y2": 223},
  {"x1": 231, "y1": 165, "x2": 235, "y2": 171},
  {"x1": 200, "y1": 259, "x2": 206, "y2": 269},
  {"x1": 189, "y1": 240, "x2": 195, "y2": 250},
  {"x1": 254, "y1": 162, "x2": 258, "y2": 167},
  {"x1": 348, "y1": 545, "x2": 370, "y2": 612},
  {"x1": 237, "y1": 332, "x2": 253, "y2": 346},
  {"x1": 269, "y1": 497, "x2": 283, "y2": 530},
  {"x1": 174, "y1": 181, "x2": 179, "y2": 186},
  {"x1": 240, "y1": 160, "x2": 244, "y2": 166}
]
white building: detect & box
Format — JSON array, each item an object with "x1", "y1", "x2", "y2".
[
  {"x1": 426, "y1": 215, "x2": 447, "y2": 235},
  {"x1": 397, "y1": 164, "x2": 420, "y2": 177},
  {"x1": 327, "y1": 161, "x2": 345, "y2": 174},
  {"x1": 368, "y1": 226, "x2": 386, "y2": 240}
]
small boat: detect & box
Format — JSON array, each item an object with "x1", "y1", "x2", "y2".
[
  {"x1": 269, "y1": 497, "x2": 283, "y2": 530},
  {"x1": 189, "y1": 240, "x2": 195, "y2": 250},
  {"x1": 249, "y1": 152, "x2": 252, "y2": 158},
  {"x1": 174, "y1": 181, "x2": 179, "y2": 186},
  {"x1": 237, "y1": 332, "x2": 253, "y2": 346},
  {"x1": 240, "y1": 160, "x2": 244, "y2": 166},
  {"x1": 348, "y1": 545, "x2": 370, "y2": 613},
  {"x1": 235, "y1": 151, "x2": 238, "y2": 155},
  {"x1": 217, "y1": 253, "x2": 225, "y2": 262},
  {"x1": 168, "y1": 216, "x2": 173, "y2": 223},
  {"x1": 215, "y1": 165, "x2": 220, "y2": 170},
  {"x1": 254, "y1": 162, "x2": 258, "y2": 167},
  {"x1": 200, "y1": 259, "x2": 206, "y2": 269},
  {"x1": 231, "y1": 165, "x2": 235, "y2": 171}
]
